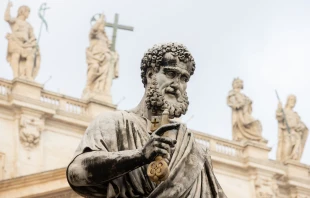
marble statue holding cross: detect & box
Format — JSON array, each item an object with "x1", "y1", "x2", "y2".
[
  {"x1": 4, "y1": 1, "x2": 41, "y2": 80},
  {"x1": 67, "y1": 43, "x2": 227, "y2": 198},
  {"x1": 82, "y1": 13, "x2": 133, "y2": 103}
]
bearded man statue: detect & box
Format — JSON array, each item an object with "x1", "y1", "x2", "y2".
[{"x1": 66, "y1": 43, "x2": 227, "y2": 198}]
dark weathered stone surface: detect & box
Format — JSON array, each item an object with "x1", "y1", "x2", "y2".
[{"x1": 67, "y1": 43, "x2": 227, "y2": 198}]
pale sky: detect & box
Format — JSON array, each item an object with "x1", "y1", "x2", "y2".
[{"x1": 0, "y1": 0, "x2": 310, "y2": 164}]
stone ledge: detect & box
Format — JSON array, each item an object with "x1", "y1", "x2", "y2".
[
  {"x1": 0, "y1": 167, "x2": 66, "y2": 191},
  {"x1": 12, "y1": 78, "x2": 43, "y2": 89},
  {"x1": 23, "y1": 187, "x2": 81, "y2": 198},
  {"x1": 86, "y1": 97, "x2": 117, "y2": 109}
]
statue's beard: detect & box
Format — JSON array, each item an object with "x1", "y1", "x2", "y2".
[{"x1": 145, "y1": 77, "x2": 189, "y2": 118}]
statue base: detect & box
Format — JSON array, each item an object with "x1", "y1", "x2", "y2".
[
  {"x1": 12, "y1": 78, "x2": 43, "y2": 100},
  {"x1": 243, "y1": 140, "x2": 271, "y2": 160},
  {"x1": 82, "y1": 89, "x2": 112, "y2": 104},
  {"x1": 284, "y1": 160, "x2": 310, "y2": 176}
]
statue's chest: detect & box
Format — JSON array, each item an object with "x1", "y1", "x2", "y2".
[
  {"x1": 14, "y1": 21, "x2": 31, "y2": 32},
  {"x1": 285, "y1": 110, "x2": 299, "y2": 126}
]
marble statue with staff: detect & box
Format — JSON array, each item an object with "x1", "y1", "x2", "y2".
[
  {"x1": 67, "y1": 43, "x2": 226, "y2": 198},
  {"x1": 4, "y1": 1, "x2": 48, "y2": 81},
  {"x1": 276, "y1": 94, "x2": 308, "y2": 162}
]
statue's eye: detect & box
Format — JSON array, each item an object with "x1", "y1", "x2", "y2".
[
  {"x1": 180, "y1": 75, "x2": 189, "y2": 82},
  {"x1": 166, "y1": 71, "x2": 176, "y2": 78}
]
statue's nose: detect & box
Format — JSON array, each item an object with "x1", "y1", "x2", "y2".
[{"x1": 170, "y1": 79, "x2": 180, "y2": 89}]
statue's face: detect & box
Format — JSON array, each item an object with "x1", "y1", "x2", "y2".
[
  {"x1": 18, "y1": 7, "x2": 30, "y2": 19},
  {"x1": 24, "y1": 9, "x2": 30, "y2": 19},
  {"x1": 155, "y1": 63, "x2": 189, "y2": 105},
  {"x1": 98, "y1": 23, "x2": 105, "y2": 32},
  {"x1": 287, "y1": 96, "x2": 296, "y2": 108},
  {"x1": 233, "y1": 80, "x2": 243, "y2": 89},
  {"x1": 145, "y1": 58, "x2": 190, "y2": 118}
]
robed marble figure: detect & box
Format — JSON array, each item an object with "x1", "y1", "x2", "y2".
[
  {"x1": 227, "y1": 78, "x2": 264, "y2": 142},
  {"x1": 276, "y1": 95, "x2": 308, "y2": 162},
  {"x1": 82, "y1": 14, "x2": 119, "y2": 101},
  {"x1": 67, "y1": 43, "x2": 226, "y2": 198}
]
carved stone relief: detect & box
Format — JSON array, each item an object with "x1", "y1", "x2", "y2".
[
  {"x1": 19, "y1": 114, "x2": 44, "y2": 149},
  {"x1": 254, "y1": 176, "x2": 279, "y2": 198}
]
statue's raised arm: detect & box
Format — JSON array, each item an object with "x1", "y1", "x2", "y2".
[{"x1": 4, "y1": 1, "x2": 15, "y2": 24}]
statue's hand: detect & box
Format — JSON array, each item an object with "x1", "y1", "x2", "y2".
[
  {"x1": 278, "y1": 102, "x2": 282, "y2": 110},
  {"x1": 142, "y1": 123, "x2": 179, "y2": 163},
  {"x1": 7, "y1": 1, "x2": 12, "y2": 7},
  {"x1": 296, "y1": 123, "x2": 305, "y2": 132}
]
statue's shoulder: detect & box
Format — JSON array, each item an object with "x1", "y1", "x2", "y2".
[
  {"x1": 95, "y1": 110, "x2": 125, "y2": 123},
  {"x1": 228, "y1": 89, "x2": 237, "y2": 97}
]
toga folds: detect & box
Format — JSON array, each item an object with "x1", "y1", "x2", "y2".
[
  {"x1": 227, "y1": 90, "x2": 263, "y2": 141},
  {"x1": 67, "y1": 111, "x2": 226, "y2": 198}
]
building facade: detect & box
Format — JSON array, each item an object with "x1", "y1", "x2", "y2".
[{"x1": 0, "y1": 78, "x2": 309, "y2": 198}]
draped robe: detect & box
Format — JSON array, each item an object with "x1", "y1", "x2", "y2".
[
  {"x1": 276, "y1": 108, "x2": 309, "y2": 161},
  {"x1": 227, "y1": 90, "x2": 263, "y2": 141},
  {"x1": 67, "y1": 111, "x2": 226, "y2": 198}
]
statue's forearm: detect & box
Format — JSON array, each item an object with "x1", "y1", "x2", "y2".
[
  {"x1": 67, "y1": 149, "x2": 147, "y2": 187},
  {"x1": 227, "y1": 95, "x2": 245, "y2": 109},
  {"x1": 276, "y1": 109, "x2": 284, "y2": 121},
  {"x1": 4, "y1": 7, "x2": 11, "y2": 22}
]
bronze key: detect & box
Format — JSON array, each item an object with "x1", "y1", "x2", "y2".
[{"x1": 147, "y1": 109, "x2": 170, "y2": 184}]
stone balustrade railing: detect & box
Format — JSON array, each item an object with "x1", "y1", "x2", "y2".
[
  {"x1": 0, "y1": 78, "x2": 89, "y2": 116},
  {"x1": 0, "y1": 78, "x2": 11, "y2": 96},
  {"x1": 41, "y1": 90, "x2": 88, "y2": 115},
  {"x1": 193, "y1": 130, "x2": 244, "y2": 158}
]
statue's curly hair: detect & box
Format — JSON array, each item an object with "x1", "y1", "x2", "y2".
[
  {"x1": 232, "y1": 78, "x2": 243, "y2": 88},
  {"x1": 140, "y1": 42, "x2": 196, "y2": 87}
]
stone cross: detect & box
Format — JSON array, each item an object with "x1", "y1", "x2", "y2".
[
  {"x1": 105, "y1": 13, "x2": 134, "y2": 51},
  {"x1": 151, "y1": 116, "x2": 160, "y2": 132}
]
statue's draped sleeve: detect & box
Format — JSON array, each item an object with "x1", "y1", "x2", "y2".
[
  {"x1": 67, "y1": 111, "x2": 155, "y2": 198},
  {"x1": 4, "y1": 6, "x2": 15, "y2": 23},
  {"x1": 227, "y1": 90, "x2": 245, "y2": 110}
]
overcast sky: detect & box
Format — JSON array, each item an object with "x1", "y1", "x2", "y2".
[{"x1": 0, "y1": 0, "x2": 310, "y2": 164}]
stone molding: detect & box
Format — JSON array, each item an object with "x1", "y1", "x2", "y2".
[
  {"x1": 0, "y1": 168, "x2": 65, "y2": 192},
  {"x1": 0, "y1": 153, "x2": 5, "y2": 180},
  {"x1": 0, "y1": 78, "x2": 117, "y2": 122},
  {"x1": 19, "y1": 114, "x2": 44, "y2": 149}
]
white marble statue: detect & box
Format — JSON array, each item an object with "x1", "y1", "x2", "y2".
[
  {"x1": 276, "y1": 95, "x2": 308, "y2": 162},
  {"x1": 227, "y1": 78, "x2": 264, "y2": 142},
  {"x1": 82, "y1": 14, "x2": 119, "y2": 102},
  {"x1": 4, "y1": 1, "x2": 40, "y2": 80}
]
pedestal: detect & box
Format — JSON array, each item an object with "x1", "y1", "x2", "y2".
[
  {"x1": 284, "y1": 160, "x2": 309, "y2": 176},
  {"x1": 86, "y1": 98, "x2": 117, "y2": 117},
  {"x1": 11, "y1": 78, "x2": 43, "y2": 100},
  {"x1": 82, "y1": 89, "x2": 113, "y2": 104},
  {"x1": 243, "y1": 141, "x2": 271, "y2": 160}
]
